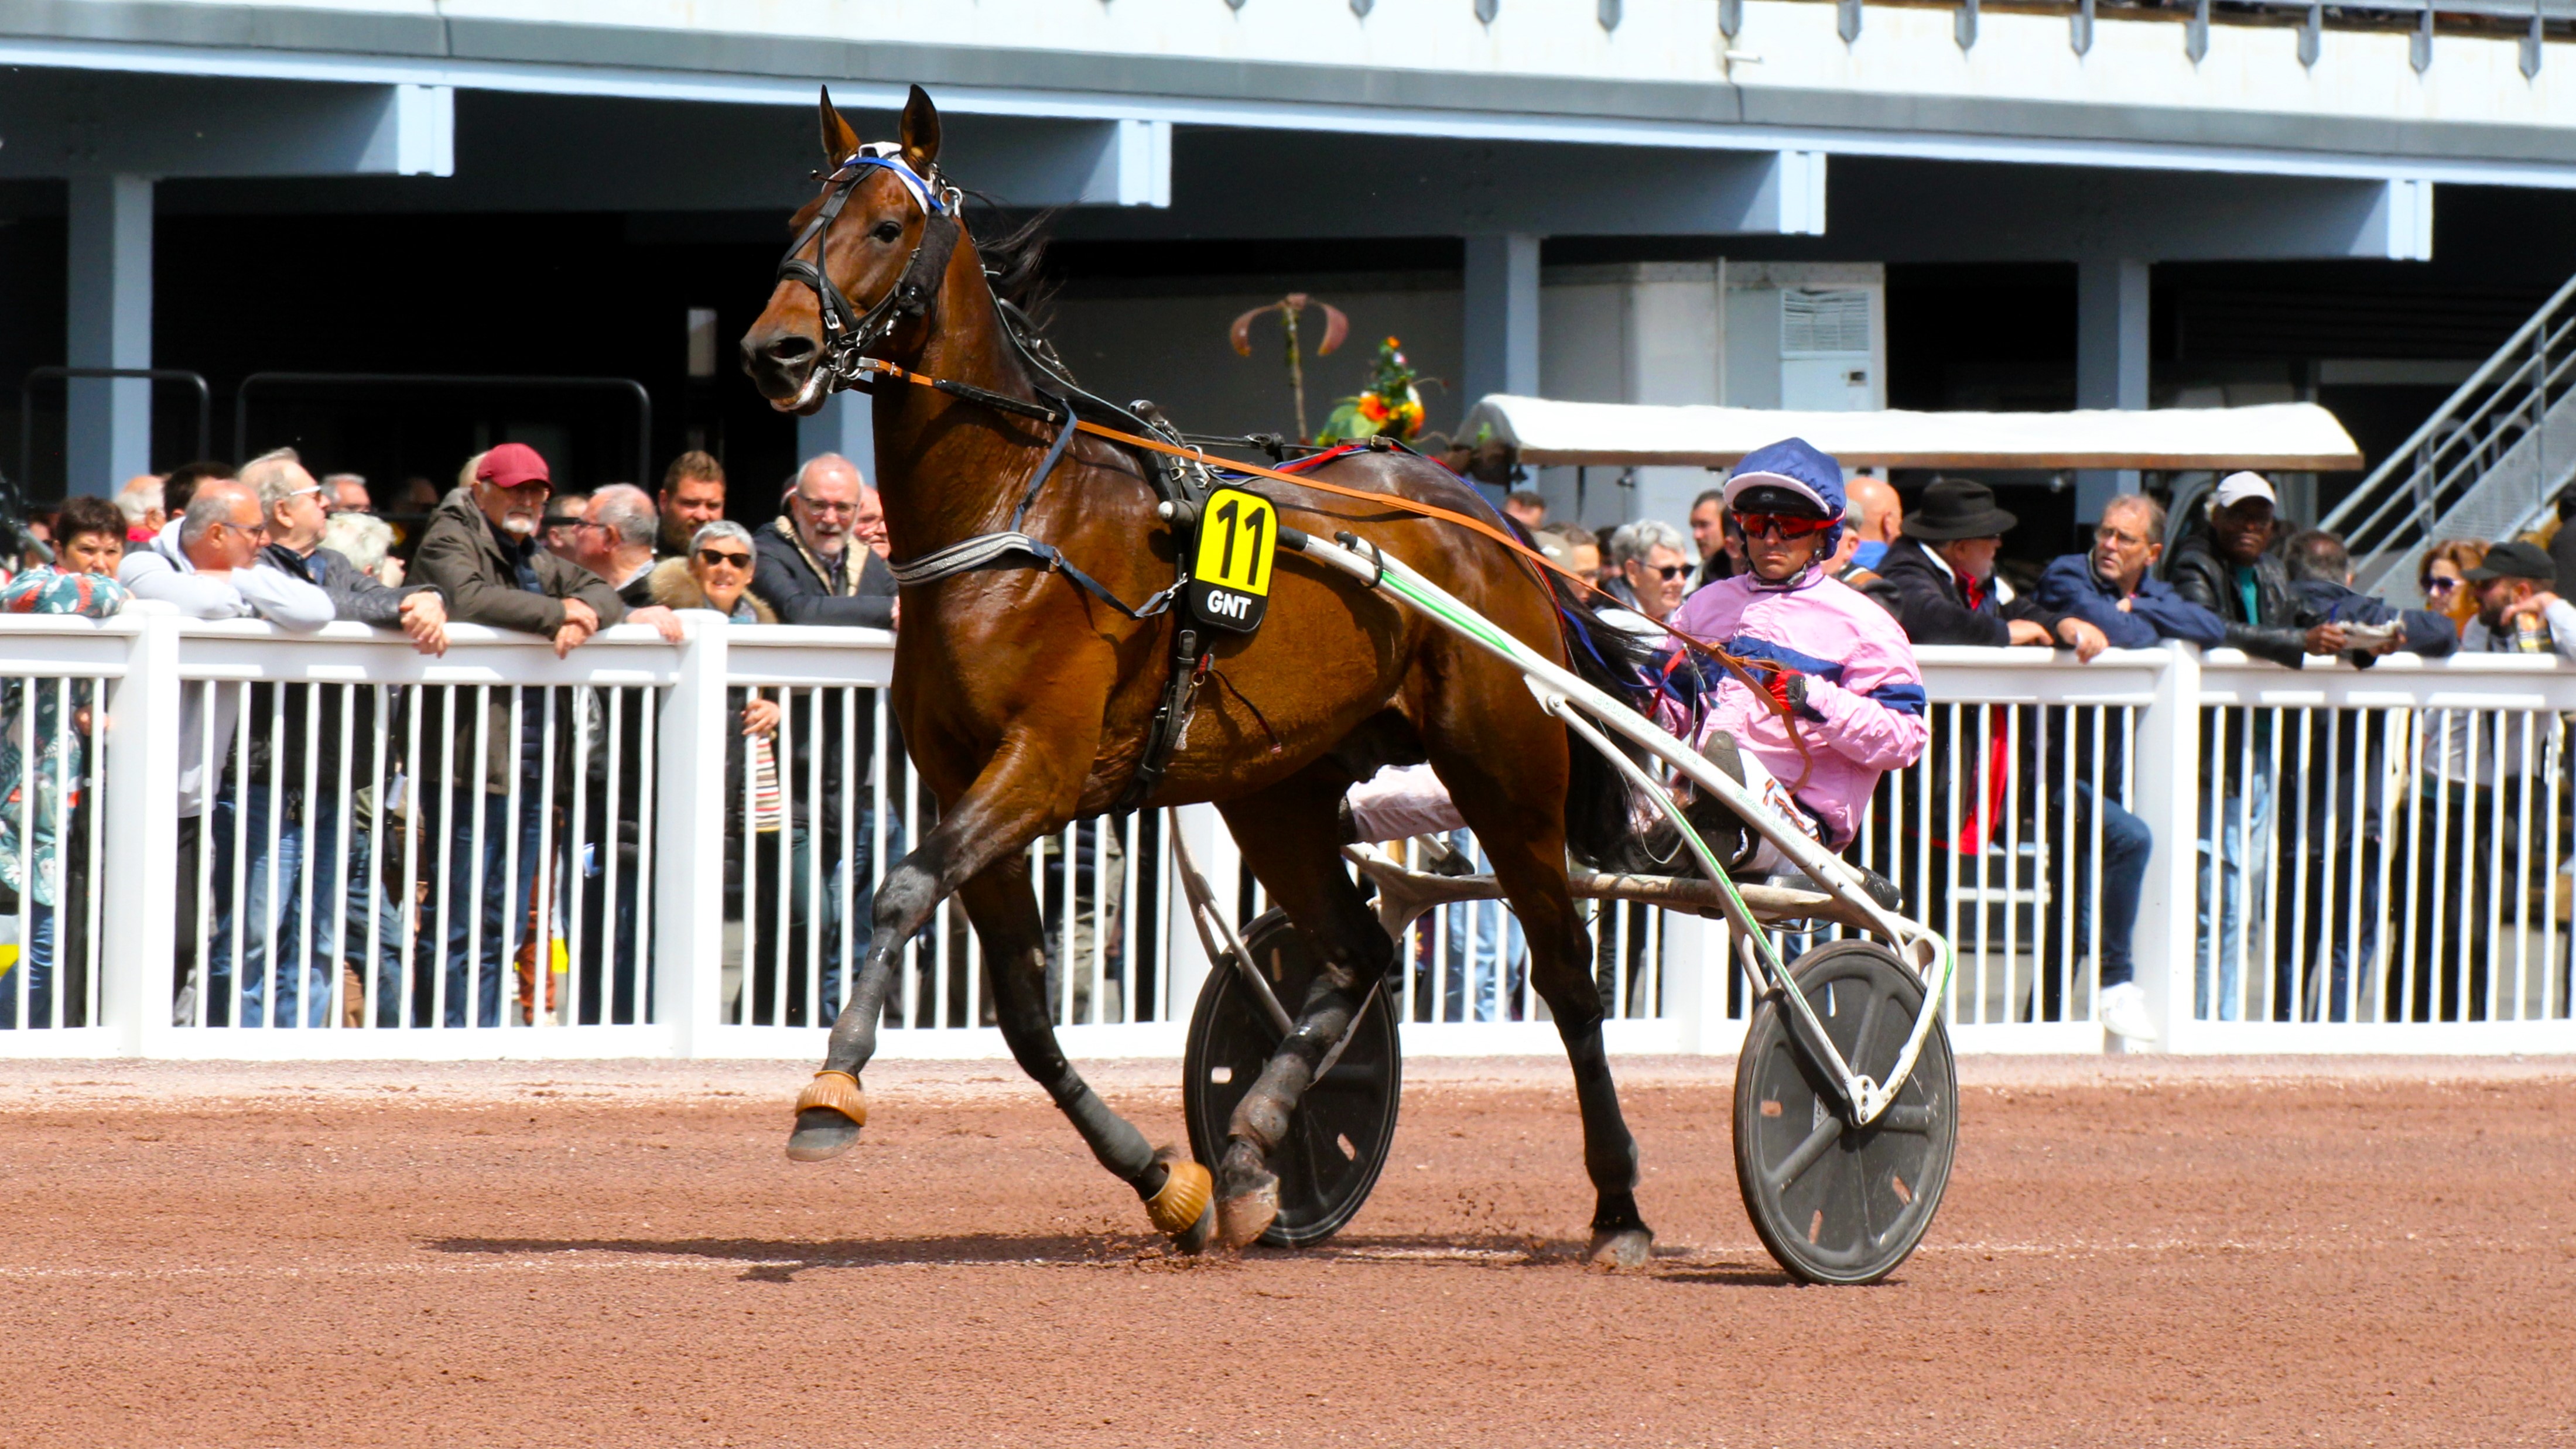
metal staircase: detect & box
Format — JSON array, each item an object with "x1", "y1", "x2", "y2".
[{"x1": 2325, "y1": 271, "x2": 2576, "y2": 600}]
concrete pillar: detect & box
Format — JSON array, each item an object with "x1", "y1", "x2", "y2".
[
  {"x1": 1462, "y1": 234, "x2": 1541, "y2": 410},
  {"x1": 797, "y1": 389, "x2": 875, "y2": 483},
  {"x1": 2074, "y1": 255, "x2": 2150, "y2": 522},
  {"x1": 1462, "y1": 234, "x2": 1541, "y2": 508},
  {"x1": 66, "y1": 174, "x2": 155, "y2": 496}
]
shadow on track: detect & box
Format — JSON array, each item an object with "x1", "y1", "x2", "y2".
[{"x1": 425, "y1": 1234, "x2": 1144, "y2": 1280}]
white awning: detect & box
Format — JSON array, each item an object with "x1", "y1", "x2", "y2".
[{"x1": 1458, "y1": 395, "x2": 2364, "y2": 472}]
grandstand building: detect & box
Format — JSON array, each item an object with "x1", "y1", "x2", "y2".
[{"x1": 2, "y1": 0, "x2": 2573, "y2": 542}]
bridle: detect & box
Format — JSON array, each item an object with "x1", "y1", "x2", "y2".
[{"x1": 772, "y1": 143, "x2": 963, "y2": 408}]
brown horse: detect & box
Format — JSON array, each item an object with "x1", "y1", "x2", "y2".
[{"x1": 741, "y1": 85, "x2": 1655, "y2": 1264}]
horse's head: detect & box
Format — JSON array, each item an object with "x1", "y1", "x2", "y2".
[{"x1": 741, "y1": 84, "x2": 955, "y2": 415}]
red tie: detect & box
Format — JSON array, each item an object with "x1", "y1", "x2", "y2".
[{"x1": 1961, "y1": 574, "x2": 1985, "y2": 611}]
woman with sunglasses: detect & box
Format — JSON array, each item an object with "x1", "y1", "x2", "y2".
[
  {"x1": 2416, "y1": 539, "x2": 2485, "y2": 628},
  {"x1": 648, "y1": 519, "x2": 775, "y2": 626}
]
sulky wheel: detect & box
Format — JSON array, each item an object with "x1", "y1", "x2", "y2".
[
  {"x1": 1183, "y1": 909, "x2": 1401, "y2": 1248},
  {"x1": 1734, "y1": 938, "x2": 1957, "y2": 1285}
]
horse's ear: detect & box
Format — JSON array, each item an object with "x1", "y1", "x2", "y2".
[
  {"x1": 899, "y1": 84, "x2": 942, "y2": 173},
  {"x1": 818, "y1": 86, "x2": 860, "y2": 168}
]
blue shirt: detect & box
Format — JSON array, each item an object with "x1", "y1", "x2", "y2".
[{"x1": 1850, "y1": 540, "x2": 1888, "y2": 571}]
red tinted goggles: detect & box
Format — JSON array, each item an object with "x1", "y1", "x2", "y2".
[{"x1": 1736, "y1": 511, "x2": 1835, "y2": 541}]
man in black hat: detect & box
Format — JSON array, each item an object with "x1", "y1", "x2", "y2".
[
  {"x1": 2458, "y1": 539, "x2": 2576, "y2": 659},
  {"x1": 1872, "y1": 477, "x2": 2107, "y2": 657}
]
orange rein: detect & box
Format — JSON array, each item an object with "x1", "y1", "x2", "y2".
[{"x1": 860, "y1": 358, "x2": 1817, "y2": 789}]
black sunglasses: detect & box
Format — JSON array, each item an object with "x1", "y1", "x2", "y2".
[
  {"x1": 1644, "y1": 563, "x2": 1690, "y2": 581},
  {"x1": 2418, "y1": 574, "x2": 2460, "y2": 594},
  {"x1": 696, "y1": 548, "x2": 754, "y2": 568}
]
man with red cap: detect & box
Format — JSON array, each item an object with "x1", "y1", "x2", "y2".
[
  {"x1": 410, "y1": 444, "x2": 628, "y2": 1026},
  {"x1": 414, "y1": 443, "x2": 624, "y2": 655}
]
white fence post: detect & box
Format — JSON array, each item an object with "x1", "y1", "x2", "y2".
[
  {"x1": 98, "y1": 607, "x2": 179, "y2": 1057},
  {"x1": 1164, "y1": 802, "x2": 1234, "y2": 1017},
  {"x1": 1661, "y1": 912, "x2": 1737, "y2": 1053},
  {"x1": 2129, "y1": 644, "x2": 2201, "y2": 1051},
  {"x1": 654, "y1": 614, "x2": 728, "y2": 1056}
]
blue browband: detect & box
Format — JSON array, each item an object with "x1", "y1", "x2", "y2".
[{"x1": 834, "y1": 149, "x2": 949, "y2": 215}]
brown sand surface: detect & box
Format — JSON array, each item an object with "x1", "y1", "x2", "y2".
[{"x1": 2, "y1": 1054, "x2": 2570, "y2": 1447}]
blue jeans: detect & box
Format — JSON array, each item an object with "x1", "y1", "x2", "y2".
[
  {"x1": 204, "y1": 787, "x2": 408, "y2": 1028},
  {"x1": 0, "y1": 902, "x2": 57, "y2": 1029},
  {"x1": 206, "y1": 789, "x2": 332, "y2": 1027},
  {"x1": 419, "y1": 786, "x2": 548, "y2": 1029},
  {"x1": 1413, "y1": 831, "x2": 1524, "y2": 1023},
  {"x1": 2196, "y1": 768, "x2": 2275, "y2": 1022},
  {"x1": 2066, "y1": 783, "x2": 2152, "y2": 990}
]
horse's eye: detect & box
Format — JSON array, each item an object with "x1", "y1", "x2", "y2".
[{"x1": 872, "y1": 220, "x2": 903, "y2": 244}]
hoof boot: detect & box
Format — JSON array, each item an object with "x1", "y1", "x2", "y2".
[
  {"x1": 1586, "y1": 1227, "x2": 1654, "y2": 1272},
  {"x1": 1145, "y1": 1149, "x2": 1215, "y2": 1244},
  {"x1": 1216, "y1": 1174, "x2": 1280, "y2": 1249}
]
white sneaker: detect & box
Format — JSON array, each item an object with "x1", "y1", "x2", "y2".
[{"x1": 2098, "y1": 981, "x2": 2158, "y2": 1043}]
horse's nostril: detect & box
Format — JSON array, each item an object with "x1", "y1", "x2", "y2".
[{"x1": 767, "y1": 335, "x2": 817, "y2": 364}]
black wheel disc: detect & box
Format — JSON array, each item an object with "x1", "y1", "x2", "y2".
[
  {"x1": 1183, "y1": 909, "x2": 1401, "y2": 1248},
  {"x1": 1734, "y1": 938, "x2": 1956, "y2": 1285}
]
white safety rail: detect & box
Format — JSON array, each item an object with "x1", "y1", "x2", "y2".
[{"x1": 2, "y1": 610, "x2": 2572, "y2": 1060}]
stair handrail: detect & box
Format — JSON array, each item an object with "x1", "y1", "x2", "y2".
[{"x1": 2321, "y1": 269, "x2": 2576, "y2": 553}]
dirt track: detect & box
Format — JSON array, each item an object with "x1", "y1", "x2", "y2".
[{"x1": 3, "y1": 1055, "x2": 2571, "y2": 1448}]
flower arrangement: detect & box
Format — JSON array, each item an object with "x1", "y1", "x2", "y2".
[{"x1": 1318, "y1": 337, "x2": 1428, "y2": 446}]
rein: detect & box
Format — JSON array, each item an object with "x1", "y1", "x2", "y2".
[
  {"x1": 772, "y1": 156, "x2": 1819, "y2": 797},
  {"x1": 853, "y1": 355, "x2": 1819, "y2": 787}
]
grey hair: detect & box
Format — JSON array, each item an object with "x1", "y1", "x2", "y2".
[
  {"x1": 240, "y1": 447, "x2": 307, "y2": 512},
  {"x1": 690, "y1": 520, "x2": 755, "y2": 556},
  {"x1": 114, "y1": 474, "x2": 164, "y2": 525},
  {"x1": 2101, "y1": 492, "x2": 2167, "y2": 541},
  {"x1": 791, "y1": 452, "x2": 861, "y2": 497},
  {"x1": 590, "y1": 484, "x2": 659, "y2": 550},
  {"x1": 1842, "y1": 491, "x2": 1869, "y2": 532},
  {"x1": 1607, "y1": 518, "x2": 1689, "y2": 567},
  {"x1": 179, "y1": 486, "x2": 248, "y2": 548}
]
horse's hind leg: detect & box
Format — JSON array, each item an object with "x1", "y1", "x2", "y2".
[
  {"x1": 1209, "y1": 769, "x2": 1393, "y2": 1248},
  {"x1": 957, "y1": 860, "x2": 1216, "y2": 1251},
  {"x1": 1432, "y1": 745, "x2": 1655, "y2": 1269}
]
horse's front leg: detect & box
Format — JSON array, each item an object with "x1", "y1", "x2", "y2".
[
  {"x1": 784, "y1": 732, "x2": 1079, "y2": 1162},
  {"x1": 957, "y1": 859, "x2": 1216, "y2": 1251}
]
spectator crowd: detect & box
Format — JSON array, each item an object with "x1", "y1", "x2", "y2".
[
  {"x1": 6, "y1": 444, "x2": 902, "y2": 1034},
  {"x1": 1, "y1": 441, "x2": 2560, "y2": 1041}
]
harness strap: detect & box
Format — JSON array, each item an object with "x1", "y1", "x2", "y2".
[{"x1": 857, "y1": 358, "x2": 1812, "y2": 746}]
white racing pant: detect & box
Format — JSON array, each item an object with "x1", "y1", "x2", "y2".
[{"x1": 1347, "y1": 744, "x2": 1823, "y2": 878}]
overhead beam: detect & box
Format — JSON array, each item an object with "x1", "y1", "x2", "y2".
[
  {"x1": 132, "y1": 93, "x2": 1167, "y2": 213},
  {"x1": 0, "y1": 71, "x2": 450, "y2": 177},
  {"x1": 1054, "y1": 134, "x2": 1826, "y2": 241},
  {"x1": 1795, "y1": 158, "x2": 2438, "y2": 263}
]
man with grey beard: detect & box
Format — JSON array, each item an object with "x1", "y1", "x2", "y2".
[
  {"x1": 750, "y1": 453, "x2": 895, "y2": 628},
  {"x1": 409, "y1": 444, "x2": 627, "y2": 1027}
]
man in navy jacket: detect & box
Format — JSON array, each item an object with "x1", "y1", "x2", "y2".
[
  {"x1": 2028, "y1": 494, "x2": 2226, "y2": 1044},
  {"x1": 2033, "y1": 494, "x2": 2225, "y2": 650}
]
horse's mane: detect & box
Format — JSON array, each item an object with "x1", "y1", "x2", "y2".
[{"x1": 968, "y1": 201, "x2": 1059, "y2": 331}]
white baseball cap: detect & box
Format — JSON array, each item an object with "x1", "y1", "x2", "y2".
[{"x1": 2211, "y1": 471, "x2": 2277, "y2": 511}]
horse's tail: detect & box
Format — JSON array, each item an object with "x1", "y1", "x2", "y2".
[{"x1": 1530, "y1": 556, "x2": 1678, "y2": 873}]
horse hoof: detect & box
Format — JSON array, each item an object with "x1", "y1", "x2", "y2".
[
  {"x1": 1586, "y1": 1227, "x2": 1654, "y2": 1271},
  {"x1": 785, "y1": 1071, "x2": 868, "y2": 1162},
  {"x1": 1174, "y1": 1196, "x2": 1217, "y2": 1255},
  {"x1": 786, "y1": 1108, "x2": 862, "y2": 1162},
  {"x1": 1145, "y1": 1155, "x2": 1215, "y2": 1248},
  {"x1": 1216, "y1": 1174, "x2": 1280, "y2": 1249}
]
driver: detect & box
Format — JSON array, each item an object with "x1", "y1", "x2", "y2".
[
  {"x1": 1345, "y1": 438, "x2": 1926, "y2": 888},
  {"x1": 1658, "y1": 437, "x2": 1927, "y2": 879}
]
